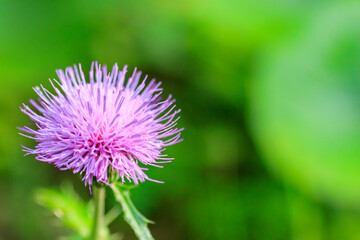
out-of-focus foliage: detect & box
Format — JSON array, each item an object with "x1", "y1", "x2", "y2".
[
  {"x1": 0, "y1": 0, "x2": 360, "y2": 240},
  {"x1": 35, "y1": 184, "x2": 92, "y2": 239},
  {"x1": 251, "y1": 3, "x2": 360, "y2": 207}
]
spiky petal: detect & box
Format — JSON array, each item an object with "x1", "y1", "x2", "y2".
[{"x1": 19, "y1": 62, "x2": 183, "y2": 188}]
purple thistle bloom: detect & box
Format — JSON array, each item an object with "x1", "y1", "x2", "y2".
[{"x1": 19, "y1": 62, "x2": 183, "y2": 188}]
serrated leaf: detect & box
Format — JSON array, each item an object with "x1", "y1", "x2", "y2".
[
  {"x1": 35, "y1": 183, "x2": 92, "y2": 238},
  {"x1": 110, "y1": 183, "x2": 154, "y2": 240}
]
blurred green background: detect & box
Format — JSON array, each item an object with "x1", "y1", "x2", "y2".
[{"x1": 1, "y1": 0, "x2": 360, "y2": 239}]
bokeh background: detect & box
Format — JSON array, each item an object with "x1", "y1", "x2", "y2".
[{"x1": 1, "y1": 0, "x2": 360, "y2": 239}]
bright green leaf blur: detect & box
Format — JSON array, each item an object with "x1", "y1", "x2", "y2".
[
  {"x1": 35, "y1": 184, "x2": 92, "y2": 238},
  {"x1": 251, "y1": 2, "x2": 360, "y2": 207}
]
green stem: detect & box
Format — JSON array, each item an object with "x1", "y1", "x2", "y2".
[
  {"x1": 105, "y1": 206, "x2": 122, "y2": 225},
  {"x1": 91, "y1": 185, "x2": 106, "y2": 240},
  {"x1": 110, "y1": 184, "x2": 154, "y2": 240}
]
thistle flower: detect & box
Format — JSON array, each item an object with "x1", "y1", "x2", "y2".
[{"x1": 19, "y1": 62, "x2": 183, "y2": 188}]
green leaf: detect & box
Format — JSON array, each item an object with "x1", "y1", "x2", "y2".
[
  {"x1": 110, "y1": 183, "x2": 154, "y2": 240},
  {"x1": 35, "y1": 183, "x2": 92, "y2": 238}
]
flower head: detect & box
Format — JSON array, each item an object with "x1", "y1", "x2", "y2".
[{"x1": 19, "y1": 62, "x2": 183, "y2": 188}]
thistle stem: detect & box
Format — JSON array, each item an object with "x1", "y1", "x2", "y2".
[
  {"x1": 91, "y1": 185, "x2": 106, "y2": 240},
  {"x1": 110, "y1": 184, "x2": 154, "y2": 240}
]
